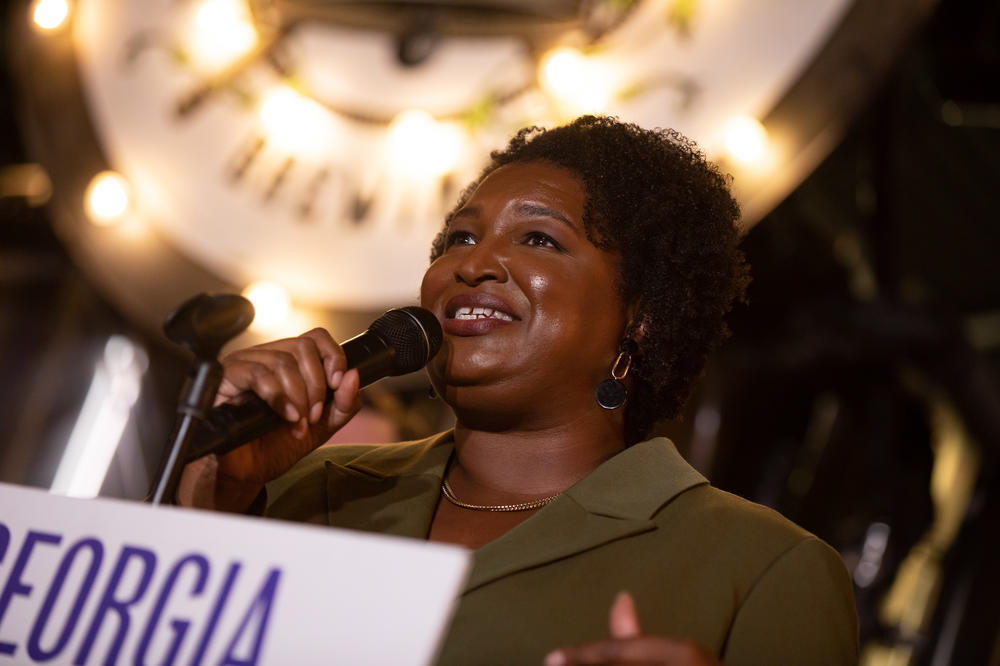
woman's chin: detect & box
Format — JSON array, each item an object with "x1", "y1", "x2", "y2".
[{"x1": 430, "y1": 350, "x2": 513, "y2": 387}]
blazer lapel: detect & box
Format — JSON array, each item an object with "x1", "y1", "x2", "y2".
[
  {"x1": 465, "y1": 438, "x2": 707, "y2": 592},
  {"x1": 312, "y1": 433, "x2": 707, "y2": 593}
]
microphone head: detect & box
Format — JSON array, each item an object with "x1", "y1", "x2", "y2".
[{"x1": 370, "y1": 306, "x2": 443, "y2": 374}]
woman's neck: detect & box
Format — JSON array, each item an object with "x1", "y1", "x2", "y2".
[{"x1": 448, "y1": 413, "x2": 626, "y2": 499}]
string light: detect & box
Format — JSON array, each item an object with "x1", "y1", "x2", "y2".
[
  {"x1": 85, "y1": 171, "x2": 131, "y2": 226},
  {"x1": 258, "y1": 85, "x2": 336, "y2": 159},
  {"x1": 186, "y1": 0, "x2": 257, "y2": 73},
  {"x1": 242, "y1": 280, "x2": 292, "y2": 332},
  {"x1": 387, "y1": 109, "x2": 464, "y2": 179},
  {"x1": 722, "y1": 115, "x2": 771, "y2": 166},
  {"x1": 539, "y1": 47, "x2": 614, "y2": 115},
  {"x1": 32, "y1": 0, "x2": 70, "y2": 31}
]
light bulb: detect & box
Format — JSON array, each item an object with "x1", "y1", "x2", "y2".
[
  {"x1": 242, "y1": 280, "x2": 291, "y2": 331},
  {"x1": 387, "y1": 110, "x2": 464, "y2": 178},
  {"x1": 187, "y1": 0, "x2": 257, "y2": 72},
  {"x1": 722, "y1": 116, "x2": 770, "y2": 165},
  {"x1": 539, "y1": 47, "x2": 613, "y2": 115},
  {"x1": 85, "y1": 171, "x2": 131, "y2": 226},
  {"x1": 258, "y1": 85, "x2": 335, "y2": 158},
  {"x1": 32, "y1": 0, "x2": 70, "y2": 31}
]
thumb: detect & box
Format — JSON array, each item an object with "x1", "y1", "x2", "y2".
[{"x1": 609, "y1": 591, "x2": 641, "y2": 639}]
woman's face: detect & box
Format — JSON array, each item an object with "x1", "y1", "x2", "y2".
[{"x1": 420, "y1": 161, "x2": 631, "y2": 423}]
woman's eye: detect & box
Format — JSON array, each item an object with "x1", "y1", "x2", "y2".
[
  {"x1": 444, "y1": 230, "x2": 476, "y2": 248},
  {"x1": 524, "y1": 232, "x2": 562, "y2": 250}
]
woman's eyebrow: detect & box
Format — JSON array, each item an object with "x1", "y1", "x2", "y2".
[
  {"x1": 512, "y1": 202, "x2": 576, "y2": 229},
  {"x1": 451, "y1": 202, "x2": 578, "y2": 230}
]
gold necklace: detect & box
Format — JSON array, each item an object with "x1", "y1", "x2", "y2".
[{"x1": 440, "y1": 479, "x2": 560, "y2": 512}]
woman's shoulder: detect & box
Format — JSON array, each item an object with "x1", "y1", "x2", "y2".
[
  {"x1": 611, "y1": 437, "x2": 819, "y2": 555},
  {"x1": 642, "y1": 472, "x2": 857, "y2": 660},
  {"x1": 674, "y1": 483, "x2": 815, "y2": 545},
  {"x1": 656, "y1": 481, "x2": 851, "y2": 601},
  {"x1": 675, "y1": 487, "x2": 860, "y2": 663}
]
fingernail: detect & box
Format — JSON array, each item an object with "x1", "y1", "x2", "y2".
[
  {"x1": 544, "y1": 651, "x2": 565, "y2": 666},
  {"x1": 309, "y1": 401, "x2": 323, "y2": 423},
  {"x1": 284, "y1": 405, "x2": 300, "y2": 422},
  {"x1": 329, "y1": 370, "x2": 343, "y2": 387},
  {"x1": 292, "y1": 418, "x2": 308, "y2": 439}
]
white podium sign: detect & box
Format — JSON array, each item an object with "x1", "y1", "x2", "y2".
[{"x1": 0, "y1": 483, "x2": 470, "y2": 665}]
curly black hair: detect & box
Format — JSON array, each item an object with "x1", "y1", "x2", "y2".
[{"x1": 430, "y1": 115, "x2": 750, "y2": 444}]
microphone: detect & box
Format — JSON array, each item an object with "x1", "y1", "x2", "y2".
[{"x1": 184, "y1": 306, "x2": 443, "y2": 462}]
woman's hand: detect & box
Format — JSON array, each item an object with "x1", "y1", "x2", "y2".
[
  {"x1": 544, "y1": 592, "x2": 722, "y2": 666},
  {"x1": 177, "y1": 328, "x2": 362, "y2": 512}
]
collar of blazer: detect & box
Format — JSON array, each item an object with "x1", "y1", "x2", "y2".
[{"x1": 318, "y1": 431, "x2": 708, "y2": 593}]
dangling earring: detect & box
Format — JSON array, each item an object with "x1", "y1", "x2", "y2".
[{"x1": 595, "y1": 344, "x2": 632, "y2": 410}]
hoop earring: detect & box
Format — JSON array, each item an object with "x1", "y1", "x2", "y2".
[{"x1": 595, "y1": 348, "x2": 631, "y2": 410}]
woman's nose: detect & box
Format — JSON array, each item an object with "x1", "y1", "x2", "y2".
[{"x1": 454, "y1": 240, "x2": 507, "y2": 285}]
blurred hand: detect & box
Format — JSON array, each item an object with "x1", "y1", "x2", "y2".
[
  {"x1": 544, "y1": 592, "x2": 722, "y2": 666},
  {"x1": 178, "y1": 328, "x2": 362, "y2": 511}
]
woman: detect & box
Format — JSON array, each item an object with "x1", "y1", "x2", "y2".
[{"x1": 180, "y1": 116, "x2": 858, "y2": 664}]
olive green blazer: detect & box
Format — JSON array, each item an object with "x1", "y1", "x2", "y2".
[{"x1": 265, "y1": 432, "x2": 859, "y2": 665}]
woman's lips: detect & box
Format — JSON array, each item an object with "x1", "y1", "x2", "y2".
[
  {"x1": 452, "y1": 305, "x2": 514, "y2": 322},
  {"x1": 443, "y1": 296, "x2": 519, "y2": 336},
  {"x1": 444, "y1": 316, "x2": 514, "y2": 336}
]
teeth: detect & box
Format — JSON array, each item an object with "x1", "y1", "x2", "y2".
[{"x1": 453, "y1": 306, "x2": 513, "y2": 321}]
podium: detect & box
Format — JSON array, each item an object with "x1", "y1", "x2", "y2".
[{"x1": 0, "y1": 483, "x2": 469, "y2": 665}]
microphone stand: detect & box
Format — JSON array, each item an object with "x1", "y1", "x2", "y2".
[{"x1": 147, "y1": 293, "x2": 255, "y2": 506}]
